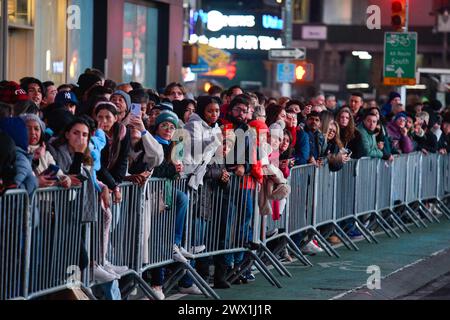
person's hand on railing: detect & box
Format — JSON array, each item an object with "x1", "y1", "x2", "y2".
[
  {"x1": 58, "y1": 175, "x2": 72, "y2": 189},
  {"x1": 439, "y1": 148, "x2": 448, "y2": 155},
  {"x1": 316, "y1": 158, "x2": 324, "y2": 168},
  {"x1": 220, "y1": 169, "x2": 230, "y2": 183},
  {"x1": 124, "y1": 171, "x2": 151, "y2": 187},
  {"x1": 69, "y1": 175, "x2": 83, "y2": 187},
  {"x1": 173, "y1": 161, "x2": 184, "y2": 174},
  {"x1": 234, "y1": 165, "x2": 245, "y2": 177},
  {"x1": 38, "y1": 175, "x2": 57, "y2": 188},
  {"x1": 112, "y1": 186, "x2": 122, "y2": 204},
  {"x1": 387, "y1": 154, "x2": 394, "y2": 163},
  {"x1": 421, "y1": 148, "x2": 429, "y2": 156},
  {"x1": 341, "y1": 153, "x2": 351, "y2": 164}
]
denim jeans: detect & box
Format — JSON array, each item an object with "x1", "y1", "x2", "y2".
[
  {"x1": 101, "y1": 280, "x2": 122, "y2": 300},
  {"x1": 174, "y1": 190, "x2": 188, "y2": 246}
]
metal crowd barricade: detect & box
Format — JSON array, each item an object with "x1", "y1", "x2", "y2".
[
  {"x1": 138, "y1": 177, "x2": 219, "y2": 300},
  {"x1": 334, "y1": 160, "x2": 357, "y2": 223},
  {"x1": 436, "y1": 154, "x2": 450, "y2": 219},
  {"x1": 375, "y1": 158, "x2": 411, "y2": 234},
  {"x1": 331, "y1": 160, "x2": 374, "y2": 245},
  {"x1": 185, "y1": 175, "x2": 284, "y2": 290},
  {"x1": 313, "y1": 161, "x2": 341, "y2": 257},
  {"x1": 390, "y1": 154, "x2": 425, "y2": 228},
  {"x1": 0, "y1": 190, "x2": 29, "y2": 300},
  {"x1": 284, "y1": 164, "x2": 316, "y2": 266},
  {"x1": 355, "y1": 158, "x2": 399, "y2": 239},
  {"x1": 413, "y1": 153, "x2": 440, "y2": 223},
  {"x1": 27, "y1": 186, "x2": 87, "y2": 299}
]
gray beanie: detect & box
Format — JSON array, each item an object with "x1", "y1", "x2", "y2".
[
  {"x1": 112, "y1": 90, "x2": 131, "y2": 113},
  {"x1": 20, "y1": 113, "x2": 46, "y2": 133}
]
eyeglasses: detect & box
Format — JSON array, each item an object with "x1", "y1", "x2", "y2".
[
  {"x1": 233, "y1": 107, "x2": 248, "y2": 114},
  {"x1": 161, "y1": 123, "x2": 176, "y2": 131}
]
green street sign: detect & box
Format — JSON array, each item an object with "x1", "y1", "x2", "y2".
[{"x1": 384, "y1": 32, "x2": 417, "y2": 86}]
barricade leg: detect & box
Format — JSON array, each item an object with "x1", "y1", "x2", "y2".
[
  {"x1": 284, "y1": 236, "x2": 313, "y2": 267},
  {"x1": 123, "y1": 271, "x2": 162, "y2": 301},
  {"x1": 253, "y1": 260, "x2": 278, "y2": 287},
  {"x1": 257, "y1": 244, "x2": 292, "y2": 277},
  {"x1": 385, "y1": 209, "x2": 412, "y2": 233},
  {"x1": 417, "y1": 200, "x2": 440, "y2": 223},
  {"x1": 353, "y1": 218, "x2": 379, "y2": 244},
  {"x1": 184, "y1": 263, "x2": 220, "y2": 300},
  {"x1": 404, "y1": 204, "x2": 428, "y2": 228},
  {"x1": 435, "y1": 199, "x2": 450, "y2": 220},
  {"x1": 163, "y1": 265, "x2": 188, "y2": 294},
  {"x1": 332, "y1": 223, "x2": 359, "y2": 251},
  {"x1": 311, "y1": 229, "x2": 340, "y2": 258},
  {"x1": 372, "y1": 212, "x2": 400, "y2": 238},
  {"x1": 248, "y1": 251, "x2": 282, "y2": 288}
]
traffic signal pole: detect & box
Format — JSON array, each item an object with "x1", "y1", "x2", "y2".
[
  {"x1": 400, "y1": 0, "x2": 410, "y2": 105},
  {"x1": 281, "y1": 0, "x2": 293, "y2": 97}
]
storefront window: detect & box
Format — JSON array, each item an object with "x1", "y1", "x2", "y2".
[
  {"x1": 323, "y1": 0, "x2": 352, "y2": 25},
  {"x1": 8, "y1": 0, "x2": 32, "y2": 26},
  {"x1": 34, "y1": 0, "x2": 68, "y2": 84},
  {"x1": 123, "y1": 2, "x2": 158, "y2": 89},
  {"x1": 67, "y1": 0, "x2": 93, "y2": 83}
]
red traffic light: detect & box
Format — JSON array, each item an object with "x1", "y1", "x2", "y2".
[
  {"x1": 391, "y1": 0, "x2": 406, "y2": 31},
  {"x1": 295, "y1": 62, "x2": 314, "y2": 83}
]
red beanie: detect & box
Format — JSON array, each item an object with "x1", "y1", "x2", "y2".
[{"x1": 0, "y1": 81, "x2": 29, "y2": 105}]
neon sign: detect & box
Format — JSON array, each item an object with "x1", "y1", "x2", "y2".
[
  {"x1": 189, "y1": 34, "x2": 284, "y2": 51},
  {"x1": 262, "y1": 15, "x2": 283, "y2": 30}
]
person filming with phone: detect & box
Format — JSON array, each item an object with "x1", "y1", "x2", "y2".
[{"x1": 20, "y1": 113, "x2": 71, "y2": 188}]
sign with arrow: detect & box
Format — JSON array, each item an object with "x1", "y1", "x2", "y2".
[
  {"x1": 269, "y1": 48, "x2": 306, "y2": 61},
  {"x1": 383, "y1": 32, "x2": 417, "y2": 86}
]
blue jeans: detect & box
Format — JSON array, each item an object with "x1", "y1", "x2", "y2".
[
  {"x1": 100, "y1": 280, "x2": 122, "y2": 300},
  {"x1": 175, "y1": 190, "x2": 188, "y2": 246}
]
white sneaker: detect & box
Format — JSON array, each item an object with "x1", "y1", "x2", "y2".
[
  {"x1": 104, "y1": 261, "x2": 129, "y2": 276},
  {"x1": 151, "y1": 286, "x2": 165, "y2": 300},
  {"x1": 266, "y1": 228, "x2": 279, "y2": 238},
  {"x1": 173, "y1": 244, "x2": 188, "y2": 263},
  {"x1": 179, "y1": 245, "x2": 206, "y2": 259},
  {"x1": 93, "y1": 265, "x2": 119, "y2": 283},
  {"x1": 303, "y1": 240, "x2": 324, "y2": 254},
  {"x1": 179, "y1": 284, "x2": 203, "y2": 295}
]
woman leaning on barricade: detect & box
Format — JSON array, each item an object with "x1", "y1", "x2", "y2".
[{"x1": 146, "y1": 111, "x2": 204, "y2": 299}]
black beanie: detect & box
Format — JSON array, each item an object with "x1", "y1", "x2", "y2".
[{"x1": 77, "y1": 73, "x2": 102, "y2": 94}]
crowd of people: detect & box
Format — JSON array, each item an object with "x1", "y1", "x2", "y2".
[{"x1": 1, "y1": 69, "x2": 450, "y2": 300}]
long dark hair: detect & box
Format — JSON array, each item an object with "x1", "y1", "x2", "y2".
[
  {"x1": 336, "y1": 107, "x2": 356, "y2": 146},
  {"x1": 196, "y1": 96, "x2": 221, "y2": 124},
  {"x1": 265, "y1": 104, "x2": 284, "y2": 127},
  {"x1": 173, "y1": 99, "x2": 197, "y2": 121},
  {"x1": 53, "y1": 117, "x2": 93, "y2": 166},
  {"x1": 95, "y1": 103, "x2": 124, "y2": 170}
]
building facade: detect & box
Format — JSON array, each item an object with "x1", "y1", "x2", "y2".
[{"x1": 0, "y1": 0, "x2": 183, "y2": 89}]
